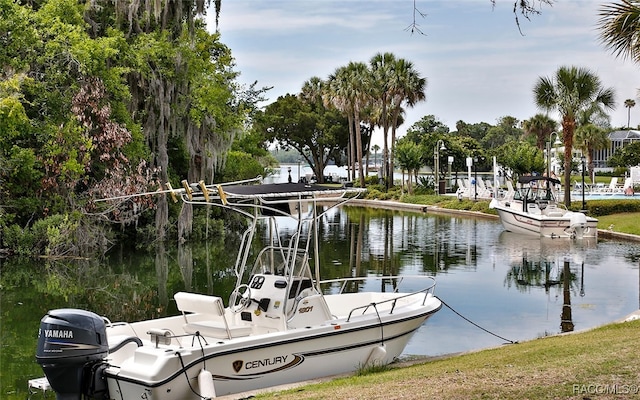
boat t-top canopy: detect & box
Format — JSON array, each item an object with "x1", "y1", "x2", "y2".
[
  {"x1": 518, "y1": 175, "x2": 561, "y2": 186},
  {"x1": 218, "y1": 182, "x2": 363, "y2": 199},
  {"x1": 179, "y1": 179, "x2": 366, "y2": 219}
]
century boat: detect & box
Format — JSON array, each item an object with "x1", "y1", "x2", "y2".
[
  {"x1": 489, "y1": 175, "x2": 598, "y2": 239},
  {"x1": 34, "y1": 179, "x2": 442, "y2": 399}
]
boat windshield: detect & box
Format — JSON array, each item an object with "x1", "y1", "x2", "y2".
[
  {"x1": 527, "y1": 186, "x2": 555, "y2": 201},
  {"x1": 513, "y1": 183, "x2": 557, "y2": 203}
]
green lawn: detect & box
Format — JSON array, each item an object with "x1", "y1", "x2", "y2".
[
  {"x1": 254, "y1": 320, "x2": 640, "y2": 400},
  {"x1": 597, "y1": 212, "x2": 640, "y2": 235}
]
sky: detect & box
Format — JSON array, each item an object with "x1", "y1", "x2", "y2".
[{"x1": 207, "y1": 0, "x2": 639, "y2": 143}]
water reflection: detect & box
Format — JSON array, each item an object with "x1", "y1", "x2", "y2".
[
  {"x1": 2, "y1": 206, "x2": 640, "y2": 398},
  {"x1": 156, "y1": 242, "x2": 169, "y2": 310},
  {"x1": 499, "y1": 233, "x2": 599, "y2": 333},
  {"x1": 499, "y1": 231, "x2": 596, "y2": 265},
  {"x1": 561, "y1": 260, "x2": 574, "y2": 332}
]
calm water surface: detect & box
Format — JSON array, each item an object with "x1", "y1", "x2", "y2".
[{"x1": 1, "y1": 206, "x2": 639, "y2": 398}]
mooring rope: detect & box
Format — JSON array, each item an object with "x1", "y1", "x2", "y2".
[
  {"x1": 437, "y1": 297, "x2": 517, "y2": 345},
  {"x1": 371, "y1": 302, "x2": 385, "y2": 346},
  {"x1": 175, "y1": 351, "x2": 208, "y2": 400}
]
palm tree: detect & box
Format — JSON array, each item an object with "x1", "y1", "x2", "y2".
[
  {"x1": 359, "y1": 98, "x2": 378, "y2": 177},
  {"x1": 574, "y1": 124, "x2": 610, "y2": 182},
  {"x1": 326, "y1": 63, "x2": 370, "y2": 186},
  {"x1": 388, "y1": 58, "x2": 426, "y2": 185},
  {"x1": 598, "y1": 1, "x2": 640, "y2": 64},
  {"x1": 533, "y1": 66, "x2": 616, "y2": 207},
  {"x1": 368, "y1": 53, "x2": 426, "y2": 188},
  {"x1": 325, "y1": 67, "x2": 355, "y2": 181},
  {"x1": 624, "y1": 99, "x2": 636, "y2": 128},
  {"x1": 369, "y1": 52, "x2": 396, "y2": 184},
  {"x1": 371, "y1": 144, "x2": 380, "y2": 167},
  {"x1": 345, "y1": 62, "x2": 370, "y2": 186},
  {"x1": 300, "y1": 76, "x2": 324, "y2": 104},
  {"x1": 522, "y1": 113, "x2": 557, "y2": 150},
  {"x1": 395, "y1": 139, "x2": 422, "y2": 194}
]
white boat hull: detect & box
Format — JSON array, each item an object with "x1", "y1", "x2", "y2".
[
  {"x1": 491, "y1": 199, "x2": 598, "y2": 239},
  {"x1": 104, "y1": 291, "x2": 441, "y2": 398}
]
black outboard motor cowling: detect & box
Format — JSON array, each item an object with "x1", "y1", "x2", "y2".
[{"x1": 36, "y1": 309, "x2": 109, "y2": 400}]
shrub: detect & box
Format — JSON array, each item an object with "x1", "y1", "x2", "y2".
[
  {"x1": 1, "y1": 213, "x2": 113, "y2": 257},
  {"x1": 2, "y1": 224, "x2": 35, "y2": 256},
  {"x1": 580, "y1": 199, "x2": 640, "y2": 217}
]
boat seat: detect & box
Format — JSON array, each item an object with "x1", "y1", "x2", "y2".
[
  {"x1": 544, "y1": 204, "x2": 564, "y2": 217},
  {"x1": 174, "y1": 292, "x2": 251, "y2": 339},
  {"x1": 527, "y1": 203, "x2": 541, "y2": 215}
]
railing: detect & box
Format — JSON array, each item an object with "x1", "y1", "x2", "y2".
[{"x1": 319, "y1": 275, "x2": 437, "y2": 322}]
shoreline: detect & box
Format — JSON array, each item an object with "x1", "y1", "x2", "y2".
[{"x1": 348, "y1": 198, "x2": 640, "y2": 243}]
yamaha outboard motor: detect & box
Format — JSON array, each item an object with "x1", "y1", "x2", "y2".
[{"x1": 36, "y1": 309, "x2": 108, "y2": 400}]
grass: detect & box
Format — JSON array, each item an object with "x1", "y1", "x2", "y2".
[
  {"x1": 253, "y1": 320, "x2": 640, "y2": 399},
  {"x1": 597, "y1": 212, "x2": 640, "y2": 235}
]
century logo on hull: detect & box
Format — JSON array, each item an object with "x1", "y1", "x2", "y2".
[{"x1": 233, "y1": 355, "x2": 290, "y2": 372}]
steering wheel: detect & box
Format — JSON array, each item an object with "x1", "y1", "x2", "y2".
[{"x1": 229, "y1": 284, "x2": 253, "y2": 313}]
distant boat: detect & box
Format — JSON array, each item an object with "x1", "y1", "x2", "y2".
[{"x1": 490, "y1": 175, "x2": 598, "y2": 239}]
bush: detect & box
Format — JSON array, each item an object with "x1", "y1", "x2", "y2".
[
  {"x1": 413, "y1": 185, "x2": 433, "y2": 196},
  {"x1": 1, "y1": 213, "x2": 113, "y2": 257},
  {"x1": 2, "y1": 224, "x2": 35, "y2": 256},
  {"x1": 364, "y1": 175, "x2": 381, "y2": 186},
  {"x1": 365, "y1": 188, "x2": 392, "y2": 200},
  {"x1": 579, "y1": 199, "x2": 640, "y2": 217}
]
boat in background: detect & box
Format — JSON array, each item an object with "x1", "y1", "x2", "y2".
[
  {"x1": 490, "y1": 175, "x2": 598, "y2": 239},
  {"x1": 34, "y1": 179, "x2": 442, "y2": 399}
]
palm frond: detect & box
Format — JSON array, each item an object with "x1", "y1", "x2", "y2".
[{"x1": 598, "y1": 0, "x2": 640, "y2": 64}]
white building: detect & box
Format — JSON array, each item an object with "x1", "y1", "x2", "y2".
[{"x1": 591, "y1": 130, "x2": 640, "y2": 171}]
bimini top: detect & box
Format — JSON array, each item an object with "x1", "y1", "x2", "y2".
[
  {"x1": 518, "y1": 175, "x2": 561, "y2": 186},
  {"x1": 220, "y1": 182, "x2": 364, "y2": 199},
  {"x1": 92, "y1": 178, "x2": 365, "y2": 221},
  {"x1": 178, "y1": 180, "x2": 366, "y2": 219}
]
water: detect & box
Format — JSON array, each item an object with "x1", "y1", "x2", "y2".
[
  {"x1": 574, "y1": 193, "x2": 639, "y2": 201},
  {"x1": 2, "y1": 207, "x2": 639, "y2": 398},
  {"x1": 408, "y1": 228, "x2": 638, "y2": 357}
]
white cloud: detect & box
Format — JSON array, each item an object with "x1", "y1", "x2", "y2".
[{"x1": 210, "y1": 0, "x2": 640, "y2": 136}]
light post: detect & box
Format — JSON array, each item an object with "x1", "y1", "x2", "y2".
[
  {"x1": 581, "y1": 155, "x2": 586, "y2": 211},
  {"x1": 434, "y1": 140, "x2": 446, "y2": 194},
  {"x1": 447, "y1": 156, "x2": 454, "y2": 192},
  {"x1": 473, "y1": 156, "x2": 478, "y2": 201},
  {"x1": 547, "y1": 131, "x2": 562, "y2": 177},
  {"x1": 553, "y1": 134, "x2": 561, "y2": 175}
]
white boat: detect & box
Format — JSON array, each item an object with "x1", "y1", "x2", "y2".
[
  {"x1": 34, "y1": 179, "x2": 442, "y2": 399},
  {"x1": 489, "y1": 175, "x2": 598, "y2": 239}
]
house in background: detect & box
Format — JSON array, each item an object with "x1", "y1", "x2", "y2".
[{"x1": 591, "y1": 130, "x2": 640, "y2": 171}]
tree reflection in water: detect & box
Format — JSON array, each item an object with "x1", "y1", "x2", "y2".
[
  {"x1": 3, "y1": 206, "x2": 640, "y2": 398},
  {"x1": 561, "y1": 260, "x2": 575, "y2": 333},
  {"x1": 501, "y1": 233, "x2": 596, "y2": 334}
]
